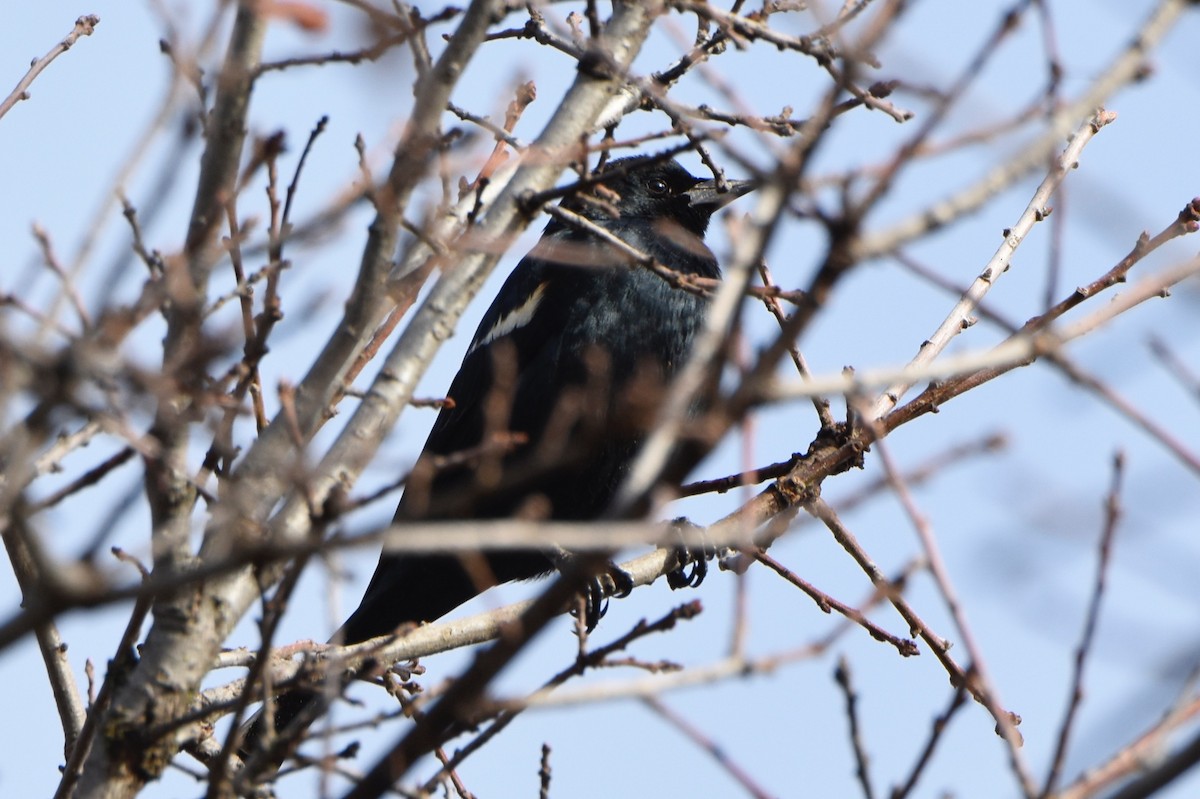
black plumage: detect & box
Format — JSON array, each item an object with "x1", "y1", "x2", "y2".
[{"x1": 243, "y1": 155, "x2": 753, "y2": 756}]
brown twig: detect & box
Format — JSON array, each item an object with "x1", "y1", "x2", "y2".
[
  {"x1": 257, "y1": 32, "x2": 411, "y2": 74},
  {"x1": 805, "y1": 497, "x2": 1024, "y2": 745},
  {"x1": 343, "y1": 554, "x2": 619, "y2": 799},
  {"x1": 869, "y1": 109, "x2": 1117, "y2": 422},
  {"x1": 422, "y1": 602, "x2": 703, "y2": 793},
  {"x1": 449, "y1": 79, "x2": 537, "y2": 185},
  {"x1": 890, "y1": 684, "x2": 968, "y2": 799},
  {"x1": 0, "y1": 292, "x2": 76, "y2": 338},
  {"x1": 755, "y1": 258, "x2": 835, "y2": 428},
  {"x1": 1, "y1": 518, "x2": 87, "y2": 757},
  {"x1": 27, "y1": 447, "x2": 136, "y2": 514},
  {"x1": 54, "y1": 552, "x2": 155, "y2": 799},
  {"x1": 544, "y1": 204, "x2": 715, "y2": 297},
  {"x1": 539, "y1": 743, "x2": 552, "y2": 799},
  {"x1": 883, "y1": 204, "x2": 1200, "y2": 477},
  {"x1": 890, "y1": 247, "x2": 1200, "y2": 479},
  {"x1": 1041, "y1": 452, "x2": 1126, "y2": 796},
  {"x1": 754, "y1": 549, "x2": 919, "y2": 657},
  {"x1": 1148, "y1": 335, "x2": 1200, "y2": 403},
  {"x1": 216, "y1": 517, "x2": 332, "y2": 796},
  {"x1": 341, "y1": 431, "x2": 527, "y2": 513},
  {"x1": 32, "y1": 223, "x2": 93, "y2": 332},
  {"x1": 834, "y1": 657, "x2": 876, "y2": 799},
  {"x1": 680, "y1": 452, "x2": 802, "y2": 497},
  {"x1": 871, "y1": 432, "x2": 1034, "y2": 794},
  {"x1": 1055, "y1": 694, "x2": 1200, "y2": 799}
]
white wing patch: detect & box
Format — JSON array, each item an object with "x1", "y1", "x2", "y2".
[{"x1": 469, "y1": 281, "x2": 548, "y2": 355}]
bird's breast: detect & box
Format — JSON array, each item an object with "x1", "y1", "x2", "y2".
[{"x1": 561, "y1": 267, "x2": 709, "y2": 379}]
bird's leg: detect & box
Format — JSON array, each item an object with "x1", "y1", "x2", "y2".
[
  {"x1": 666, "y1": 516, "x2": 715, "y2": 590},
  {"x1": 550, "y1": 547, "x2": 634, "y2": 631}
]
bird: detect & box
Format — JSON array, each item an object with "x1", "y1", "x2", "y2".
[{"x1": 241, "y1": 154, "x2": 755, "y2": 760}]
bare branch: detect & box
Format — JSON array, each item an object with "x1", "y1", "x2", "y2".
[{"x1": 0, "y1": 15, "x2": 100, "y2": 121}]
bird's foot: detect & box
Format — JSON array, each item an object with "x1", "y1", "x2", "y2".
[
  {"x1": 602, "y1": 560, "x2": 636, "y2": 598},
  {"x1": 553, "y1": 550, "x2": 634, "y2": 632},
  {"x1": 578, "y1": 560, "x2": 635, "y2": 631},
  {"x1": 666, "y1": 516, "x2": 714, "y2": 590}
]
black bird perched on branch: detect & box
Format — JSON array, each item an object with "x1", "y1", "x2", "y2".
[{"x1": 242, "y1": 155, "x2": 754, "y2": 760}]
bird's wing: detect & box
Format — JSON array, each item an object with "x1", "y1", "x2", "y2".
[
  {"x1": 418, "y1": 250, "x2": 559, "y2": 461},
  {"x1": 346, "y1": 249, "x2": 578, "y2": 635}
]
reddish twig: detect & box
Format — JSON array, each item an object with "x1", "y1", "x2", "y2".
[
  {"x1": 754, "y1": 549, "x2": 919, "y2": 658},
  {"x1": 871, "y1": 432, "x2": 1035, "y2": 794}
]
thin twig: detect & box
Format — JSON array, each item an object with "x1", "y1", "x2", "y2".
[
  {"x1": 642, "y1": 695, "x2": 777, "y2": 799},
  {"x1": 1041, "y1": 452, "x2": 1126, "y2": 796},
  {"x1": 890, "y1": 684, "x2": 968, "y2": 799},
  {"x1": 0, "y1": 15, "x2": 100, "y2": 121},
  {"x1": 871, "y1": 433, "x2": 1035, "y2": 795},
  {"x1": 754, "y1": 549, "x2": 918, "y2": 657},
  {"x1": 27, "y1": 448, "x2": 136, "y2": 514},
  {"x1": 539, "y1": 743, "x2": 552, "y2": 799},
  {"x1": 1, "y1": 519, "x2": 87, "y2": 756},
  {"x1": 421, "y1": 602, "x2": 703, "y2": 793},
  {"x1": 32, "y1": 224, "x2": 93, "y2": 331},
  {"x1": 834, "y1": 657, "x2": 876, "y2": 799}
]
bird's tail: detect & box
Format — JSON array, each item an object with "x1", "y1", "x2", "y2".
[
  {"x1": 237, "y1": 552, "x2": 527, "y2": 764},
  {"x1": 237, "y1": 687, "x2": 322, "y2": 768}
]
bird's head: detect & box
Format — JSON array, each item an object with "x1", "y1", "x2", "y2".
[{"x1": 570, "y1": 156, "x2": 756, "y2": 237}]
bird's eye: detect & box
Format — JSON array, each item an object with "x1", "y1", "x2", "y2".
[{"x1": 647, "y1": 178, "x2": 670, "y2": 196}]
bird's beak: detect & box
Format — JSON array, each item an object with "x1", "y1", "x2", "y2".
[{"x1": 685, "y1": 177, "x2": 758, "y2": 209}]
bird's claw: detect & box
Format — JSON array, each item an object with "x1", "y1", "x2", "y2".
[
  {"x1": 606, "y1": 562, "x2": 635, "y2": 598},
  {"x1": 561, "y1": 555, "x2": 634, "y2": 632},
  {"x1": 580, "y1": 578, "x2": 608, "y2": 632},
  {"x1": 666, "y1": 516, "x2": 714, "y2": 590},
  {"x1": 580, "y1": 561, "x2": 635, "y2": 630}
]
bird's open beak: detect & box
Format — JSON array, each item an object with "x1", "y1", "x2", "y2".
[{"x1": 685, "y1": 177, "x2": 758, "y2": 209}]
